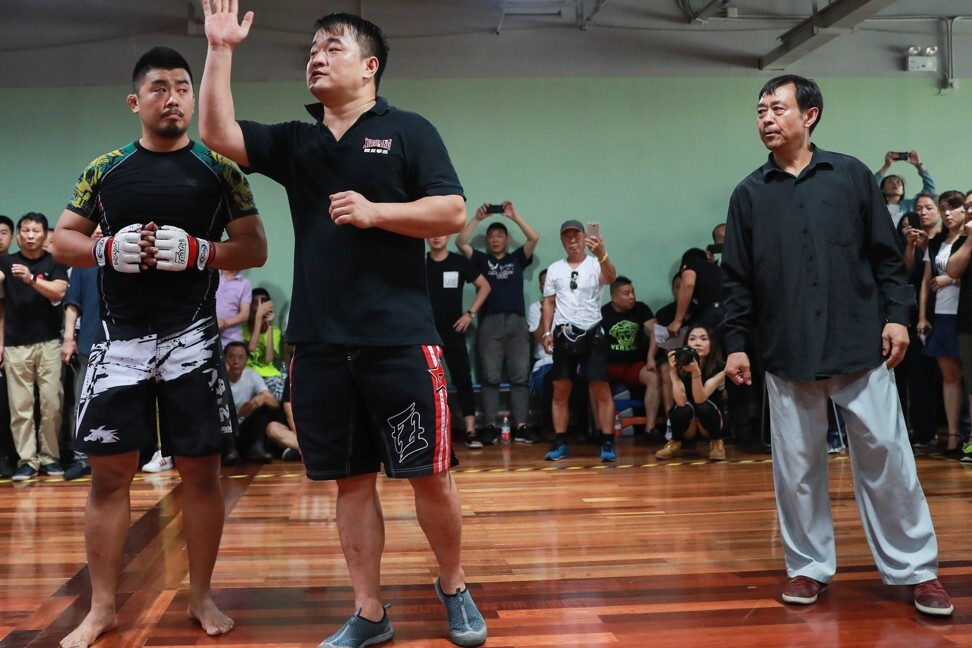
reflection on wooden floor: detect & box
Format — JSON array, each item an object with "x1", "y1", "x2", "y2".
[{"x1": 1, "y1": 438, "x2": 969, "y2": 647}]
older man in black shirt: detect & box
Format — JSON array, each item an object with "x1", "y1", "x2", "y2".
[{"x1": 721, "y1": 74, "x2": 951, "y2": 617}]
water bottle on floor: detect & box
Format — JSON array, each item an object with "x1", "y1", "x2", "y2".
[{"x1": 501, "y1": 414, "x2": 511, "y2": 445}]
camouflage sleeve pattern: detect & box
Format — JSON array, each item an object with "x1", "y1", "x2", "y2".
[
  {"x1": 192, "y1": 143, "x2": 258, "y2": 221},
  {"x1": 66, "y1": 144, "x2": 135, "y2": 221}
]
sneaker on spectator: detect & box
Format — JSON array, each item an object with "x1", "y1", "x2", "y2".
[
  {"x1": 465, "y1": 432, "x2": 484, "y2": 450},
  {"x1": 913, "y1": 578, "x2": 953, "y2": 616},
  {"x1": 0, "y1": 456, "x2": 14, "y2": 478},
  {"x1": 434, "y1": 579, "x2": 487, "y2": 647},
  {"x1": 961, "y1": 442, "x2": 972, "y2": 463},
  {"x1": 480, "y1": 426, "x2": 498, "y2": 446},
  {"x1": 11, "y1": 465, "x2": 37, "y2": 481},
  {"x1": 281, "y1": 448, "x2": 301, "y2": 462},
  {"x1": 782, "y1": 576, "x2": 828, "y2": 605},
  {"x1": 318, "y1": 606, "x2": 394, "y2": 648},
  {"x1": 142, "y1": 450, "x2": 174, "y2": 473},
  {"x1": 599, "y1": 443, "x2": 616, "y2": 463},
  {"x1": 40, "y1": 461, "x2": 65, "y2": 476},
  {"x1": 64, "y1": 459, "x2": 91, "y2": 481},
  {"x1": 544, "y1": 442, "x2": 568, "y2": 461},
  {"x1": 513, "y1": 427, "x2": 537, "y2": 444}
]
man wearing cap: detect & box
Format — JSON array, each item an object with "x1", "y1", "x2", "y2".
[{"x1": 539, "y1": 220, "x2": 618, "y2": 461}]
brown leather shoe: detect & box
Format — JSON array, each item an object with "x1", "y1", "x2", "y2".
[
  {"x1": 708, "y1": 439, "x2": 726, "y2": 461},
  {"x1": 782, "y1": 576, "x2": 828, "y2": 605},
  {"x1": 914, "y1": 579, "x2": 953, "y2": 616},
  {"x1": 655, "y1": 440, "x2": 681, "y2": 460}
]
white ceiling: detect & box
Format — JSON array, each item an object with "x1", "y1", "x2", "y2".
[{"x1": 2, "y1": 1, "x2": 972, "y2": 87}]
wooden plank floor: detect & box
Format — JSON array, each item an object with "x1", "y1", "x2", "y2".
[{"x1": 1, "y1": 438, "x2": 970, "y2": 647}]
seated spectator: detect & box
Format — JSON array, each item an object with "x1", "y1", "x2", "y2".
[
  {"x1": 425, "y1": 234, "x2": 492, "y2": 448},
  {"x1": 874, "y1": 150, "x2": 935, "y2": 224},
  {"x1": 706, "y1": 223, "x2": 725, "y2": 264},
  {"x1": 243, "y1": 287, "x2": 287, "y2": 401},
  {"x1": 216, "y1": 268, "x2": 252, "y2": 348},
  {"x1": 650, "y1": 272, "x2": 694, "y2": 438},
  {"x1": 224, "y1": 341, "x2": 279, "y2": 463},
  {"x1": 599, "y1": 276, "x2": 659, "y2": 434},
  {"x1": 0, "y1": 212, "x2": 69, "y2": 481},
  {"x1": 656, "y1": 325, "x2": 726, "y2": 461},
  {"x1": 918, "y1": 190, "x2": 966, "y2": 455},
  {"x1": 539, "y1": 220, "x2": 618, "y2": 462},
  {"x1": 266, "y1": 379, "x2": 300, "y2": 461},
  {"x1": 668, "y1": 247, "x2": 723, "y2": 337}
]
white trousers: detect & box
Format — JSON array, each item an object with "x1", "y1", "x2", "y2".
[{"x1": 765, "y1": 364, "x2": 938, "y2": 585}]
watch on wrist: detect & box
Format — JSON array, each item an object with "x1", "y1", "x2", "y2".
[{"x1": 467, "y1": 310, "x2": 476, "y2": 319}]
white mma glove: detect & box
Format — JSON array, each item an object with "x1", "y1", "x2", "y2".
[
  {"x1": 92, "y1": 223, "x2": 144, "y2": 273},
  {"x1": 154, "y1": 225, "x2": 216, "y2": 271}
]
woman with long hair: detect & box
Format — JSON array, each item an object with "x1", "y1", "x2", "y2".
[
  {"x1": 656, "y1": 324, "x2": 727, "y2": 461},
  {"x1": 917, "y1": 190, "x2": 967, "y2": 454}
]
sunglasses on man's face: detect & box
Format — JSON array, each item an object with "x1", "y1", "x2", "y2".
[{"x1": 570, "y1": 270, "x2": 578, "y2": 290}]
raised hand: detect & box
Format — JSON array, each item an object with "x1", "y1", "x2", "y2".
[{"x1": 201, "y1": 0, "x2": 254, "y2": 49}]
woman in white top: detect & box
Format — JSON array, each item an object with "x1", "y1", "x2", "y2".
[{"x1": 917, "y1": 190, "x2": 966, "y2": 454}]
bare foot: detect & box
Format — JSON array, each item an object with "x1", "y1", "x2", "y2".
[
  {"x1": 187, "y1": 596, "x2": 234, "y2": 636},
  {"x1": 60, "y1": 609, "x2": 117, "y2": 648}
]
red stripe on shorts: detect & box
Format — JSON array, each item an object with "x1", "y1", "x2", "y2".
[{"x1": 422, "y1": 344, "x2": 451, "y2": 473}]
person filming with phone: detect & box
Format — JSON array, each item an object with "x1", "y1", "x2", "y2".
[
  {"x1": 539, "y1": 220, "x2": 617, "y2": 462},
  {"x1": 456, "y1": 200, "x2": 540, "y2": 443},
  {"x1": 874, "y1": 150, "x2": 935, "y2": 224}
]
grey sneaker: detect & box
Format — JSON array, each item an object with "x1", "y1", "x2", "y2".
[
  {"x1": 434, "y1": 579, "x2": 487, "y2": 647},
  {"x1": 318, "y1": 607, "x2": 393, "y2": 648}
]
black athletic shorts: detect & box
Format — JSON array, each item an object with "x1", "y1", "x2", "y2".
[
  {"x1": 550, "y1": 323, "x2": 610, "y2": 383},
  {"x1": 290, "y1": 343, "x2": 458, "y2": 480},
  {"x1": 73, "y1": 317, "x2": 233, "y2": 457}
]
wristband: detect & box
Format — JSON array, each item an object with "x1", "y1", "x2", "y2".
[
  {"x1": 542, "y1": 331, "x2": 552, "y2": 339},
  {"x1": 30, "y1": 273, "x2": 36, "y2": 283},
  {"x1": 599, "y1": 253, "x2": 609, "y2": 263}
]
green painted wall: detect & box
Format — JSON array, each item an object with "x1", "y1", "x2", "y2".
[{"x1": 2, "y1": 76, "x2": 968, "y2": 314}]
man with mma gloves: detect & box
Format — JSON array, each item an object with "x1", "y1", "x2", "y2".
[{"x1": 52, "y1": 46, "x2": 267, "y2": 647}]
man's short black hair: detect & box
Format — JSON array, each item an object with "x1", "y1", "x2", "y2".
[
  {"x1": 681, "y1": 247, "x2": 708, "y2": 266},
  {"x1": 0, "y1": 215, "x2": 13, "y2": 232},
  {"x1": 314, "y1": 13, "x2": 389, "y2": 90},
  {"x1": 915, "y1": 192, "x2": 938, "y2": 205},
  {"x1": 132, "y1": 46, "x2": 193, "y2": 93},
  {"x1": 17, "y1": 212, "x2": 48, "y2": 232},
  {"x1": 758, "y1": 74, "x2": 824, "y2": 134},
  {"x1": 224, "y1": 341, "x2": 248, "y2": 356},
  {"x1": 610, "y1": 276, "x2": 633, "y2": 295},
  {"x1": 486, "y1": 222, "x2": 509, "y2": 236}
]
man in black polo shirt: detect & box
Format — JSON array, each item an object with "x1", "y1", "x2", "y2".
[
  {"x1": 0, "y1": 212, "x2": 69, "y2": 481},
  {"x1": 199, "y1": 5, "x2": 487, "y2": 647},
  {"x1": 721, "y1": 74, "x2": 951, "y2": 616},
  {"x1": 426, "y1": 235, "x2": 491, "y2": 449}
]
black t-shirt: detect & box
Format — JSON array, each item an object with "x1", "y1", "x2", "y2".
[
  {"x1": 0, "y1": 251, "x2": 69, "y2": 346},
  {"x1": 681, "y1": 254, "x2": 723, "y2": 310},
  {"x1": 426, "y1": 252, "x2": 480, "y2": 332},
  {"x1": 600, "y1": 301, "x2": 654, "y2": 364},
  {"x1": 678, "y1": 363, "x2": 725, "y2": 409},
  {"x1": 239, "y1": 97, "x2": 464, "y2": 346},
  {"x1": 66, "y1": 141, "x2": 257, "y2": 333},
  {"x1": 470, "y1": 247, "x2": 532, "y2": 317}
]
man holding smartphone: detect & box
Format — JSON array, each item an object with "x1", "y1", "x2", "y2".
[{"x1": 456, "y1": 201, "x2": 540, "y2": 443}]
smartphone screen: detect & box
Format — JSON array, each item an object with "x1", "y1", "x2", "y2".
[{"x1": 586, "y1": 221, "x2": 600, "y2": 238}]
